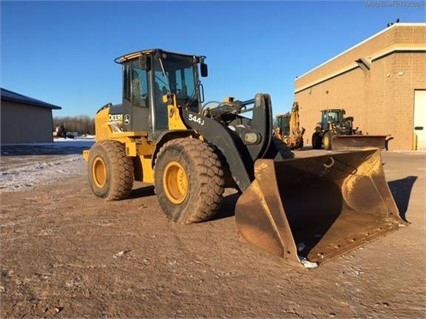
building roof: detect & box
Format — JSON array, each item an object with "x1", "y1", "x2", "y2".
[
  {"x1": 296, "y1": 22, "x2": 426, "y2": 80},
  {"x1": 1, "y1": 88, "x2": 62, "y2": 110}
]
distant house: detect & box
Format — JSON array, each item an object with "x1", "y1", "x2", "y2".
[{"x1": 1, "y1": 88, "x2": 62, "y2": 144}]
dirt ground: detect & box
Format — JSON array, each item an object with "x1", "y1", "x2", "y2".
[{"x1": 1, "y1": 146, "x2": 425, "y2": 318}]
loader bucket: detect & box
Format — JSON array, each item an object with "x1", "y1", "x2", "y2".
[
  {"x1": 235, "y1": 148, "x2": 404, "y2": 267},
  {"x1": 332, "y1": 135, "x2": 391, "y2": 150}
]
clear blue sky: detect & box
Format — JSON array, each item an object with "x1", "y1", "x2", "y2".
[{"x1": 1, "y1": 1, "x2": 425, "y2": 117}]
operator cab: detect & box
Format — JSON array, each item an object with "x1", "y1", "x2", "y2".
[
  {"x1": 115, "y1": 49, "x2": 207, "y2": 139},
  {"x1": 276, "y1": 114, "x2": 291, "y2": 136},
  {"x1": 321, "y1": 109, "x2": 345, "y2": 128}
]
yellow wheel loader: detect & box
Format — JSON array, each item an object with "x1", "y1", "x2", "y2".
[
  {"x1": 83, "y1": 49, "x2": 406, "y2": 267},
  {"x1": 274, "y1": 102, "x2": 305, "y2": 150},
  {"x1": 312, "y1": 109, "x2": 392, "y2": 151}
]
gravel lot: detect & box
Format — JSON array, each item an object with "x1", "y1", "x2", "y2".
[{"x1": 1, "y1": 142, "x2": 425, "y2": 318}]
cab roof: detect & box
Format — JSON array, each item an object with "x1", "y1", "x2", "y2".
[{"x1": 114, "y1": 48, "x2": 205, "y2": 64}]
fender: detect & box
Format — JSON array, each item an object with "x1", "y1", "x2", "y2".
[
  {"x1": 151, "y1": 129, "x2": 197, "y2": 167},
  {"x1": 182, "y1": 109, "x2": 253, "y2": 191}
]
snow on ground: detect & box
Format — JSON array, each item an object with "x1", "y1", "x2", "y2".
[
  {"x1": 0, "y1": 138, "x2": 95, "y2": 193},
  {"x1": 4, "y1": 138, "x2": 423, "y2": 194}
]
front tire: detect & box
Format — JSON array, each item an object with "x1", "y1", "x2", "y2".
[
  {"x1": 87, "y1": 140, "x2": 134, "y2": 200},
  {"x1": 312, "y1": 132, "x2": 322, "y2": 149},
  {"x1": 154, "y1": 138, "x2": 225, "y2": 224}
]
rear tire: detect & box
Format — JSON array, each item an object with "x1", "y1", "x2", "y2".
[
  {"x1": 87, "y1": 140, "x2": 134, "y2": 200},
  {"x1": 312, "y1": 132, "x2": 322, "y2": 149},
  {"x1": 154, "y1": 138, "x2": 225, "y2": 224}
]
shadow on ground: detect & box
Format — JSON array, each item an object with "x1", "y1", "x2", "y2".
[
  {"x1": 126, "y1": 184, "x2": 239, "y2": 221},
  {"x1": 388, "y1": 176, "x2": 418, "y2": 222}
]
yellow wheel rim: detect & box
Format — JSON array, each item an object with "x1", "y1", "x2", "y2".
[
  {"x1": 92, "y1": 157, "x2": 107, "y2": 188},
  {"x1": 163, "y1": 161, "x2": 188, "y2": 204},
  {"x1": 324, "y1": 135, "x2": 331, "y2": 149}
]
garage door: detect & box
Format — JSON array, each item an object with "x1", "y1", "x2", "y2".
[{"x1": 414, "y1": 90, "x2": 426, "y2": 150}]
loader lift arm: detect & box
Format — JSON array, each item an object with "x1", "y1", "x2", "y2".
[{"x1": 181, "y1": 93, "x2": 275, "y2": 192}]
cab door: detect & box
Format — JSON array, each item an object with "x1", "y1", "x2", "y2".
[{"x1": 122, "y1": 60, "x2": 152, "y2": 134}]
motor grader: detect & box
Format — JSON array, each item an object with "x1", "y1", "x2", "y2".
[{"x1": 83, "y1": 49, "x2": 405, "y2": 267}]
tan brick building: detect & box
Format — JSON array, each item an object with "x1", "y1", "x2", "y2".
[{"x1": 295, "y1": 23, "x2": 426, "y2": 150}]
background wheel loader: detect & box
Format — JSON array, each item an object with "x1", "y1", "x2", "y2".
[
  {"x1": 83, "y1": 49, "x2": 405, "y2": 267},
  {"x1": 311, "y1": 108, "x2": 392, "y2": 151},
  {"x1": 274, "y1": 101, "x2": 305, "y2": 150}
]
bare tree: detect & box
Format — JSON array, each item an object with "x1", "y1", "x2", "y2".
[{"x1": 53, "y1": 115, "x2": 95, "y2": 135}]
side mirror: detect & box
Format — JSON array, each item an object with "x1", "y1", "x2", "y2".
[{"x1": 200, "y1": 63, "x2": 208, "y2": 77}]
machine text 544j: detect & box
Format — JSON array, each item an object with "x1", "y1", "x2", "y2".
[{"x1": 188, "y1": 114, "x2": 205, "y2": 126}]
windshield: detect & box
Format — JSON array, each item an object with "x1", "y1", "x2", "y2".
[
  {"x1": 153, "y1": 53, "x2": 200, "y2": 112},
  {"x1": 277, "y1": 115, "x2": 290, "y2": 135},
  {"x1": 322, "y1": 110, "x2": 343, "y2": 124}
]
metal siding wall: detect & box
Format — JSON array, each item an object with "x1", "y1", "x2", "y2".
[{"x1": 1, "y1": 101, "x2": 54, "y2": 144}]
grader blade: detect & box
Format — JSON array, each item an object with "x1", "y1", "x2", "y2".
[{"x1": 235, "y1": 148, "x2": 405, "y2": 267}]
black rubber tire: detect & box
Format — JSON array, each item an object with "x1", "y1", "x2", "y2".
[
  {"x1": 87, "y1": 140, "x2": 134, "y2": 201},
  {"x1": 154, "y1": 138, "x2": 225, "y2": 224},
  {"x1": 323, "y1": 132, "x2": 333, "y2": 150},
  {"x1": 312, "y1": 132, "x2": 323, "y2": 149}
]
